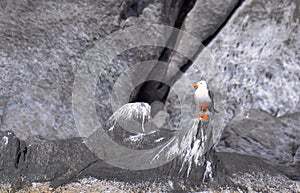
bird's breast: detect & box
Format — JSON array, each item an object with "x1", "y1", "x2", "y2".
[{"x1": 194, "y1": 89, "x2": 212, "y2": 106}]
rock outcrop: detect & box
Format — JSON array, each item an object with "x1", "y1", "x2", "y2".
[{"x1": 1, "y1": 103, "x2": 299, "y2": 192}]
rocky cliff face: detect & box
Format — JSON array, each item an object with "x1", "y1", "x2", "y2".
[
  {"x1": 0, "y1": 0, "x2": 184, "y2": 141},
  {"x1": 183, "y1": 0, "x2": 300, "y2": 180},
  {"x1": 0, "y1": 0, "x2": 299, "y2": 192}
]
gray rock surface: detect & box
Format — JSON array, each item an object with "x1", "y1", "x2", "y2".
[
  {"x1": 182, "y1": 0, "x2": 300, "y2": 161},
  {"x1": 165, "y1": 0, "x2": 240, "y2": 81},
  {"x1": 171, "y1": 0, "x2": 300, "y2": 185},
  {"x1": 2, "y1": 129, "x2": 299, "y2": 192},
  {"x1": 0, "y1": 0, "x2": 182, "y2": 141},
  {"x1": 1, "y1": 103, "x2": 299, "y2": 187},
  {"x1": 0, "y1": 131, "x2": 23, "y2": 183},
  {"x1": 131, "y1": 0, "x2": 241, "y2": 107},
  {"x1": 216, "y1": 110, "x2": 300, "y2": 181},
  {"x1": 213, "y1": 152, "x2": 300, "y2": 192},
  {"x1": 182, "y1": 0, "x2": 299, "y2": 120},
  {"x1": 184, "y1": 0, "x2": 299, "y2": 119},
  {"x1": 0, "y1": 130, "x2": 97, "y2": 185},
  {"x1": 0, "y1": 103, "x2": 214, "y2": 188},
  {"x1": 217, "y1": 110, "x2": 300, "y2": 165}
]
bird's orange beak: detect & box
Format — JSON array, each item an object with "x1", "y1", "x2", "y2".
[{"x1": 193, "y1": 83, "x2": 198, "y2": 89}]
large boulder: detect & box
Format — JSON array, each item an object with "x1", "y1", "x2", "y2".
[{"x1": 217, "y1": 110, "x2": 300, "y2": 180}]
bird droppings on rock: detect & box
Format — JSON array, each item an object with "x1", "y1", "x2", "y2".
[{"x1": 1, "y1": 136, "x2": 8, "y2": 146}]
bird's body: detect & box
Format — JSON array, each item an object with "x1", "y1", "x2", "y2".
[
  {"x1": 194, "y1": 88, "x2": 212, "y2": 108},
  {"x1": 193, "y1": 80, "x2": 214, "y2": 119}
]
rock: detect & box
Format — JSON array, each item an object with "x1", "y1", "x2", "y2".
[
  {"x1": 0, "y1": 130, "x2": 98, "y2": 188},
  {"x1": 0, "y1": 131, "x2": 23, "y2": 183},
  {"x1": 213, "y1": 151, "x2": 300, "y2": 192},
  {"x1": 216, "y1": 110, "x2": 300, "y2": 180},
  {"x1": 184, "y1": 0, "x2": 299, "y2": 119},
  {"x1": 181, "y1": 0, "x2": 300, "y2": 162},
  {"x1": 84, "y1": 102, "x2": 214, "y2": 171},
  {"x1": 171, "y1": 0, "x2": 300, "y2": 185},
  {"x1": 0, "y1": 103, "x2": 214, "y2": 187},
  {"x1": 182, "y1": 0, "x2": 240, "y2": 41},
  {"x1": 217, "y1": 110, "x2": 300, "y2": 164},
  {"x1": 183, "y1": 0, "x2": 300, "y2": 163},
  {"x1": 165, "y1": 0, "x2": 241, "y2": 82},
  {"x1": 0, "y1": 0, "x2": 183, "y2": 141},
  {"x1": 131, "y1": 0, "x2": 241, "y2": 107},
  {"x1": 0, "y1": 105, "x2": 299, "y2": 191}
]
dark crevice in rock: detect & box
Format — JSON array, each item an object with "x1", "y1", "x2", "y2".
[
  {"x1": 50, "y1": 160, "x2": 99, "y2": 188},
  {"x1": 173, "y1": 0, "x2": 197, "y2": 29},
  {"x1": 14, "y1": 139, "x2": 21, "y2": 169},
  {"x1": 180, "y1": 0, "x2": 246, "y2": 72},
  {"x1": 131, "y1": 0, "x2": 245, "y2": 104},
  {"x1": 129, "y1": 0, "x2": 196, "y2": 104},
  {"x1": 120, "y1": 0, "x2": 155, "y2": 20},
  {"x1": 291, "y1": 144, "x2": 299, "y2": 161},
  {"x1": 157, "y1": 0, "x2": 196, "y2": 62},
  {"x1": 74, "y1": 160, "x2": 99, "y2": 178},
  {"x1": 202, "y1": 0, "x2": 245, "y2": 46},
  {"x1": 14, "y1": 139, "x2": 27, "y2": 169}
]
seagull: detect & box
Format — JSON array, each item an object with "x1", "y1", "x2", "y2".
[{"x1": 193, "y1": 80, "x2": 216, "y2": 120}]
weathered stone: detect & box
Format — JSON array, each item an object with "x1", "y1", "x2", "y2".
[
  {"x1": 216, "y1": 110, "x2": 300, "y2": 181},
  {"x1": 132, "y1": 0, "x2": 241, "y2": 107},
  {"x1": 213, "y1": 151, "x2": 300, "y2": 192},
  {"x1": 181, "y1": 0, "x2": 300, "y2": 161},
  {"x1": 165, "y1": 0, "x2": 241, "y2": 81},
  {"x1": 172, "y1": 0, "x2": 300, "y2": 184},
  {"x1": 0, "y1": 131, "x2": 22, "y2": 183},
  {"x1": 217, "y1": 110, "x2": 300, "y2": 165},
  {"x1": 0, "y1": 103, "x2": 214, "y2": 187},
  {"x1": 0, "y1": 0, "x2": 183, "y2": 141}
]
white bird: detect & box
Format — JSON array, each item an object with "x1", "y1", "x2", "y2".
[{"x1": 193, "y1": 80, "x2": 215, "y2": 119}]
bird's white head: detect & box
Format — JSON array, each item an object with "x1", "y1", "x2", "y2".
[{"x1": 193, "y1": 80, "x2": 208, "y2": 90}]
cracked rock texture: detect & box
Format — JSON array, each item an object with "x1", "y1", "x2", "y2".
[
  {"x1": 176, "y1": 0, "x2": 300, "y2": 187},
  {"x1": 165, "y1": 0, "x2": 241, "y2": 81},
  {"x1": 185, "y1": 0, "x2": 299, "y2": 118}
]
